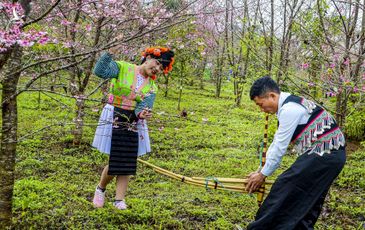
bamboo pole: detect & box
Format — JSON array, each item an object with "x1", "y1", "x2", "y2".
[
  {"x1": 192, "y1": 177, "x2": 274, "y2": 185},
  {"x1": 155, "y1": 168, "x2": 270, "y2": 195},
  {"x1": 138, "y1": 159, "x2": 270, "y2": 195},
  {"x1": 257, "y1": 114, "x2": 269, "y2": 206}
]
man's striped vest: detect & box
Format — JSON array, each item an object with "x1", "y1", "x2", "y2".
[{"x1": 283, "y1": 95, "x2": 345, "y2": 156}]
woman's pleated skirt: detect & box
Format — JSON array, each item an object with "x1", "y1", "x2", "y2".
[{"x1": 108, "y1": 107, "x2": 138, "y2": 175}]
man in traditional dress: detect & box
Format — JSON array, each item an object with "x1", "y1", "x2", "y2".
[{"x1": 246, "y1": 76, "x2": 346, "y2": 229}]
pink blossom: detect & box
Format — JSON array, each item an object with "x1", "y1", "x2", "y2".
[
  {"x1": 62, "y1": 41, "x2": 73, "y2": 48},
  {"x1": 61, "y1": 19, "x2": 72, "y2": 26},
  {"x1": 330, "y1": 63, "x2": 336, "y2": 68},
  {"x1": 343, "y1": 58, "x2": 350, "y2": 66},
  {"x1": 301, "y1": 63, "x2": 309, "y2": 69},
  {"x1": 11, "y1": 25, "x2": 21, "y2": 34},
  {"x1": 308, "y1": 82, "x2": 315, "y2": 87},
  {"x1": 139, "y1": 18, "x2": 148, "y2": 26},
  {"x1": 17, "y1": 39, "x2": 34, "y2": 47},
  {"x1": 353, "y1": 87, "x2": 359, "y2": 93},
  {"x1": 37, "y1": 31, "x2": 47, "y2": 36},
  {"x1": 38, "y1": 36, "x2": 49, "y2": 45},
  {"x1": 326, "y1": 92, "x2": 336, "y2": 97},
  {"x1": 70, "y1": 27, "x2": 78, "y2": 33},
  {"x1": 0, "y1": 47, "x2": 8, "y2": 53},
  {"x1": 333, "y1": 54, "x2": 339, "y2": 61}
]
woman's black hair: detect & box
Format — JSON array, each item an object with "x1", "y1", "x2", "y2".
[
  {"x1": 250, "y1": 76, "x2": 280, "y2": 100},
  {"x1": 141, "y1": 50, "x2": 174, "y2": 69}
]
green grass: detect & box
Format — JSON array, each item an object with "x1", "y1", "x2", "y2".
[{"x1": 11, "y1": 81, "x2": 365, "y2": 229}]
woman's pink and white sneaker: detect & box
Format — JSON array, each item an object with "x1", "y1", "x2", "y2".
[
  {"x1": 113, "y1": 200, "x2": 127, "y2": 210},
  {"x1": 92, "y1": 187, "x2": 105, "y2": 208}
]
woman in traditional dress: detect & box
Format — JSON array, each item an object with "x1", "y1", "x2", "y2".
[{"x1": 91, "y1": 46, "x2": 174, "y2": 210}]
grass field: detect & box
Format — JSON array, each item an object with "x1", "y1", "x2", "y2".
[{"x1": 11, "y1": 81, "x2": 365, "y2": 229}]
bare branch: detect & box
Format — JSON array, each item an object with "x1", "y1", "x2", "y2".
[{"x1": 22, "y1": 0, "x2": 62, "y2": 28}]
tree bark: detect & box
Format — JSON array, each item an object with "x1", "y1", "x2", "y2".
[
  {"x1": 268, "y1": 0, "x2": 274, "y2": 75},
  {"x1": 0, "y1": 45, "x2": 22, "y2": 228},
  {"x1": 164, "y1": 75, "x2": 170, "y2": 97},
  {"x1": 71, "y1": 14, "x2": 104, "y2": 145},
  {"x1": 199, "y1": 56, "x2": 207, "y2": 90},
  {"x1": 73, "y1": 95, "x2": 86, "y2": 145},
  {"x1": 177, "y1": 61, "x2": 185, "y2": 111},
  {"x1": 215, "y1": 42, "x2": 225, "y2": 98}
]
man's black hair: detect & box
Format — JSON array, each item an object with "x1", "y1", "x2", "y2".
[{"x1": 249, "y1": 76, "x2": 280, "y2": 100}]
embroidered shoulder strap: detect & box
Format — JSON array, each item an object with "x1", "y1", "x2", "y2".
[{"x1": 282, "y1": 95, "x2": 318, "y2": 114}]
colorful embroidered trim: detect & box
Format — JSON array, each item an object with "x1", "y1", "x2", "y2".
[
  {"x1": 293, "y1": 110, "x2": 345, "y2": 156},
  {"x1": 295, "y1": 128, "x2": 345, "y2": 156}
]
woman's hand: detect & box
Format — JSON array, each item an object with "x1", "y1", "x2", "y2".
[
  {"x1": 245, "y1": 172, "x2": 266, "y2": 193},
  {"x1": 138, "y1": 108, "x2": 152, "y2": 120},
  {"x1": 108, "y1": 45, "x2": 120, "y2": 55},
  {"x1": 109, "y1": 35, "x2": 124, "y2": 55}
]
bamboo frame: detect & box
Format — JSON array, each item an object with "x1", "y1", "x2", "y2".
[{"x1": 138, "y1": 159, "x2": 271, "y2": 195}]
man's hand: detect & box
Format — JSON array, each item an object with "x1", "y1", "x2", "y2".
[
  {"x1": 138, "y1": 108, "x2": 152, "y2": 119},
  {"x1": 245, "y1": 172, "x2": 266, "y2": 193}
]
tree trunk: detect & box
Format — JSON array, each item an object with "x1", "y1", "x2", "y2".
[
  {"x1": 71, "y1": 16, "x2": 103, "y2": 145},
  {"x1": 335, "y1": 87, "x2": 343, "y2": 127},
  {"x1": 215, "y1": 68, "x2": 222, "y2": 98},
  {"x1": 73, "y1": 94, "x2": 85, "y2": 145},
  {"x1": 215, "y1": 43, "x2": 225, "y2": 98},
  {"x1": 0, "y1": 50, "x2": 12, "y2": 72},
  {"x1": 268, "y1": 0, "x2": 274, "y2": 75},
  {"x1": 234, "y1": 73, "x2": 243, "y2": 106},
  {"x1": 164, "y1": 75, "x2": 169, "y2": 97},
  {"x1": 199, "y1": 57, "x2": 207, "y2": 90},
  {"x1": 177, "y1": 61, "x2": 184, "y2": 110},
  {"x1": 277, "y1": 0, "x2": 287, "y2": 84},
  {"x1": 0, "y1": 45, "x2": 22, "y2": 228},
  {"x1": 236, "y1": 44, "x2": 250, "y2": 107}
]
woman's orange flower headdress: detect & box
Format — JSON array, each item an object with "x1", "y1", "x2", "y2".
[{"x1": 142, "y1": 46, "x2": 175, "y2": 74}]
